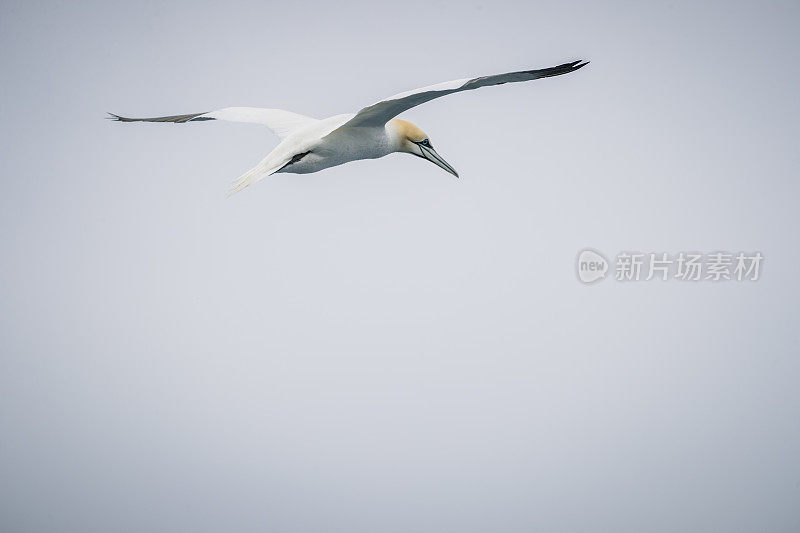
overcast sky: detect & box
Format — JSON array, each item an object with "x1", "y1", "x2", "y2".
[{"x1": 1, "y1": 0, "x2": 799, "y2": 531}]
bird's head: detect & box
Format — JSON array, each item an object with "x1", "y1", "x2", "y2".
[{"x1": 391, "y1": 119, "x2": 458, "y2": 178}]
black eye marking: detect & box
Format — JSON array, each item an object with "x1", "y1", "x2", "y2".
[{"x1": 416, "y1": 139, "x2": 431, "y2": 147}]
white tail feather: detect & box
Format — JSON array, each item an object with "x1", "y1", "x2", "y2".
[{"x1": 227, "y1": 159, "x2": 288, "y2": 196}]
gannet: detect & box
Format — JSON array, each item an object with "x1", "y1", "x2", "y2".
[{"x1": 110, "y1": 60, "x2": 588, "y2": 195}]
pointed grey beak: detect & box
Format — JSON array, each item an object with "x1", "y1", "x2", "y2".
[{"x1": 419, "y1": 144, "x2": 459, "y2": 178}]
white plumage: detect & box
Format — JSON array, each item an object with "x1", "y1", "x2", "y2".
[{"x1": 109, "y1": 60, "x2": 588, "y2": 195}]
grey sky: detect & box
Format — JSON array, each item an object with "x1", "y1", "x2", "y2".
[{"x1": 1, "y1": 0, "x2": 799, "y2": 531}]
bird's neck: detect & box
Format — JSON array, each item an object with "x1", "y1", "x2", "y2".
[{"x1": 385, "y1": 120, "x2": 408, "y2": 153}]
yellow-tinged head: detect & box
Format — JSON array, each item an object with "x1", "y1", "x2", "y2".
[{"x1": 390, "y1": 119, "x2": 459, "y2": 178}]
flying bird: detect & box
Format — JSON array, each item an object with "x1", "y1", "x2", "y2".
[{"x1": 109, "y1": 60, "x2": 588, "y2": 195}]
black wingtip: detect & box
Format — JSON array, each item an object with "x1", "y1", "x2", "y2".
[
  {"x1": 522, "y1": 59, "x2": 590, "y2": 80},
  {"x1": 537, "y1": 59, "x2": 590, "y2": 78},
  {"x1": 106, "y1": 112, "x2": 131, "y2": 122},
  {"x1": 562, "y1": 60, "x2": 590, "y2": 72}
]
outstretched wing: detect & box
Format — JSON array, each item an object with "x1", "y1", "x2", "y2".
[
  {"x1": 107, "y1": 107, "x2": 318, "y2": 139},
  {"x1": 340, "y1": 60, "x2": 588, "y2": 129}
]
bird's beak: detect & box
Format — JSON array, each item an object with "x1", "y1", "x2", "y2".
[{"x1": 419, "y1": 145, "x2": 459, "y2": 178}]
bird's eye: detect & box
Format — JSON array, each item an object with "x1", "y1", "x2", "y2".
[{"x1": 421, "y1": 139, "x2": 430, "y2": 146}]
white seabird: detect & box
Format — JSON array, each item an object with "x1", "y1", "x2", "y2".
[{"x1": 110, "y1": 60, "x2": 588, "y2": 195}]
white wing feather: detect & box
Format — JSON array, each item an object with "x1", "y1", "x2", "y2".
[{"x1": 108, "y1": 107, "x2": 318, "y2": 140}]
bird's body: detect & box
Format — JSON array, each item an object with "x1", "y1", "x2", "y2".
[
  {"x1": 110, "y1": 60, "x2": 588, "y2": 194},
  {"x1": 273, "y1": 114, "x2": 388, "y2": 174}
]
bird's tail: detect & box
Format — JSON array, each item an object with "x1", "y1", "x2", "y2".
[{"x1": 227, "y1": 158, "x2": 288, "y2": 196}]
